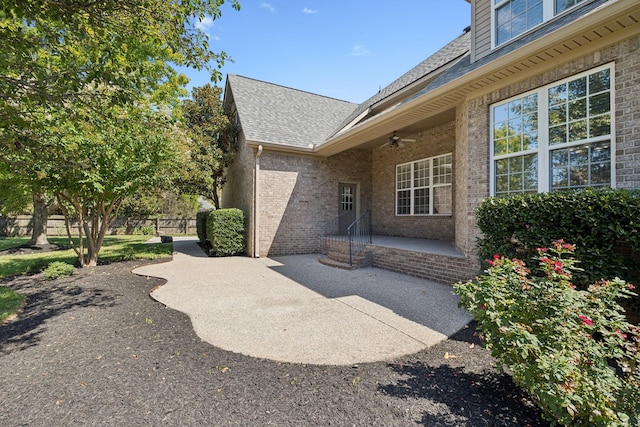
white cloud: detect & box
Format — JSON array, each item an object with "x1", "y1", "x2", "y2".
[
  {"x1": 302, "y1": 8, "x2": 318, "y2": 14},
  {"x1": 195, "y1": 16, "x2": 214, "y2": 31},
  {"x1": 261, "y1": 3, "x2": 275, "y2": 12},
  {"x1": 350, "y1": 44, "x2": 371, "y2": 56}
]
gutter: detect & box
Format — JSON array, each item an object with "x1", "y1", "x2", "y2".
[{"x1": 254, "y1": 145, "x2": 263, "y2": 258}]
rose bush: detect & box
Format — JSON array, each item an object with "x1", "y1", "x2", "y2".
[{"x1": 454, "y1": 241, "x2": 640, "y2": 426}]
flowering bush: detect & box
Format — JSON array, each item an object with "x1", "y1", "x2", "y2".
[{"x1": 454, "y1": 241, "x2": 640, "y2": 426}]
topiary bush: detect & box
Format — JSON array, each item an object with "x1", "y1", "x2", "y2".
[
  {"x1": 206, "y1": 208, "x2": 245, "y2": 256},
  {"x1": 475, "y1": 188, "x2": 640, "y2": 288},
  {"x1": 43, "y1": 261, "x2": 76, "y2": 280},
  {"x1": 196, "y1": 209, "x2": 213, "y2": 243},
  {"x1": 455, "y1": 241, "x2": 640, "y2": 426}
]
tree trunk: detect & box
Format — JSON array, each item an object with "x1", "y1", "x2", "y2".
[
  {"x1": 211, "y1": 186, "x2": 220, "y2": 210},
  {"x1": 28, "y1": 192, "x2": 49, "y2": 246}
]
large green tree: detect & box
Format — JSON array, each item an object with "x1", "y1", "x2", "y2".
[
  {"x1": 0, "y1": 0, "x2": 239, "y2": 254},
  {"x1": 181, "y1": 84, "x2": 237, "y2": 209},
  {"x1": 1, "y1": 0, "x2": 240, "y2": 122},
  {"x1": 48, "y1": 98, "x2": 189, "y2": 266}
]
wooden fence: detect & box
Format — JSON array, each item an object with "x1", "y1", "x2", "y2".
[{"x1": 0, "y1": 215, "x2": 196, "y2": 237}]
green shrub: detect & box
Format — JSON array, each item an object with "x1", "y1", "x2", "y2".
[
  {"x1": 43, "y1": 261, "x2": 76, "y2": 280},
  {"x1": 476, "y1": 189, "x2": 640, "y2": 288},
  {"x1": 133, "y1": 224, "x2": 156, "y2": 235},
  {"x1": 206, "y1": 208, "x2": 245, "y2": 256},
  {"x1": 455, "y1": 241, "x2": 640, "y2": 426},
  {"x1": 196, "y1": 210, "x2": 213, "y2": 243}
]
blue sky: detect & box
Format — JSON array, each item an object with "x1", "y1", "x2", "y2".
[{"x1": 183, "y1": 1, "x2": 471, "y2": 104}]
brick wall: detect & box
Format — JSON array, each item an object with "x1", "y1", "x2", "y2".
[
  {"x1": 257, "y1": 148, "x2": 372, "y2": 256},
  {"x1": 221, "y1": 134, "x2": 255, "y2": 255},
  {"x1": 371, "y1": 121, "x2": 456, "y2": 240},
  {"x1": 458, "y1": 33, "x2": 640, "y2": 269},
  {"x1": 371, "y1": 246, "x2": 478, "y2": 284},
  {"x1": 614, "y1": 34, "x2": 640, "y2": 188},
  {"x1": 467, "y1": 34, "x2": 640, "y2": 191}
]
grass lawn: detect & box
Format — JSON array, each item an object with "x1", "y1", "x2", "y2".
[
  {"x1": 0, "y1": 235, "x2": 173, "y2": 279},
  {"x1": 0, "y1": 286, "x2": 25, "y2": 323},
  {"x1": 0, "y1": 237, "x2": 30, "y2": 252},
  {"x1": 0, "y1": 235, "x2": 173, "y2": 322}
]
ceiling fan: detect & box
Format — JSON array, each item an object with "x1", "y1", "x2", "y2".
[{"x1": 379, "y1": 131, "x2": 416, "y2": 148}]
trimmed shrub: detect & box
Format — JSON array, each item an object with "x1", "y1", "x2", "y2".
[
  {"x1": 476, "y1": 188, "x2": 640, "y2": 288},
  {"x1": 196, "y1": 209, "x2": 213, "y2": 243},
  {"x1": 206, "y1": 208, "x2": 245, "y2": 256},
  {"x1": 43, "y1": 261, "x2": 76, "y2": 280}
]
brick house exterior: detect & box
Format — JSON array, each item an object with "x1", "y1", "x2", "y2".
[{"x1": 223, "y1": 0, "x2": 640, "y2": 284}]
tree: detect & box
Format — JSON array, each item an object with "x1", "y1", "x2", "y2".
[
  {"x1": 0, "y1": 0, "x2": 239, "y2": 256},
  {"x1": 0, "y1": 110, "x2": 59, "y2": 247},
  {"x1": 48, "y1": 98, "x2": 189, "y2": 266},
  {"x1": 181, "y1": 84, "x2": 237, "y2": 209},
  {"x1": 0, "y1": 0, "x2": 240, "y2": 125}
]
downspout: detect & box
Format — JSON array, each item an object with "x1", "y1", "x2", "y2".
[{"x1": 254, "y1": 145, "x2": 263, "y2": 258}]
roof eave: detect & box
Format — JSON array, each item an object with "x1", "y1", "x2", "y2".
[{"x1": 316, "y1": 0, "x2": 639, "y2": 157}]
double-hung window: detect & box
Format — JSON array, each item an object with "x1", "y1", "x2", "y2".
[
  {"x1": 396, "y1": 153, "x2": 452, "y2": 216},
  {"x1": 493, "y1": 0, "x2": 587, "y2": 46},
  {"x1": 491, "y1": 64, "x2": 614, "y2": 196}
]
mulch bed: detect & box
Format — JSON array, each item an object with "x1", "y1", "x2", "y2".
[{"x1": 0, "y1": 258, "x2": 548, "y2": 426}]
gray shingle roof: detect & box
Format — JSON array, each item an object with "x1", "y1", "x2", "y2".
[
  {"x1": 329, "y1": 31, "x2": 471, "y2": 137},
  {"x1": 405, "y1": 0, "x2": 609, "y2": 105},
  {"x1": 226, "y1": 75, "x2": 357, "y2": 148}
]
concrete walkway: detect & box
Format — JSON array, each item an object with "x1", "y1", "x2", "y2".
[{"x1": 133, "y1": 237, "x2": 472, "y2": 366}]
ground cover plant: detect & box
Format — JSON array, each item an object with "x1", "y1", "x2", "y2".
[
  {"x1": 455, "y1": 241, "x2": 640, "y2": 426},
  {"x1": 43, "y1": 261, "x2": 76, "y2": 281},
  {"x1": 0, "y1": 235, "x2": 172, "y2": 279}
]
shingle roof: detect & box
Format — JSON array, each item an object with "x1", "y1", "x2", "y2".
[
  {"x1": 329, "y1": 31, "x2": 471, "y2": 137},
  {"x1": 226, "y1": 75, "x2": 357, "y2": 148},
  {"x1": 404, "y1": 0, "x2": 609, "y2": 105}
]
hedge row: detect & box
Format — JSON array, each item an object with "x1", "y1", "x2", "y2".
[{"x1": 476, "y1": 188, "x2": 640, "y2": 287}]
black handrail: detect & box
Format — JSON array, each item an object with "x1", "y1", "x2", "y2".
[
  {"x1": 347, "y1": 209, "x2": 372, "y2": 266},
  {"x1": 321, "y1": 210, "x2": 372, "y2": 266}
]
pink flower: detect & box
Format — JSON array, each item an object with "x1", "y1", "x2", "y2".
[
  {"x1": 536, "y1": 247, "x2": 548, "y2": 253},
  {"x1": 579, "y1": 315, "x2": 593, "y2": 326},
  {"x1": 554, "y1": 261, "x2": 563, "y2": 273},
  {"x1": 488, "y1": 260, "x2": 495, "y2": 266},
  {"x1": 493, "y1": 254, "x2": 500, "y2": 260},
  {"x1": 615, "y1": 329, "x2": 628, "y2": 340}
]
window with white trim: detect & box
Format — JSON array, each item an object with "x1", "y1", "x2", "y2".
[
  {"x1": 493, "y1": 0, "x2": 587, "y2": 46},
  {"x1": 491, "y1": 64, "x2": 614, "y2": 196},
  {"x1": 396, "y1": 153, "x2": 452, "y2": 216}
]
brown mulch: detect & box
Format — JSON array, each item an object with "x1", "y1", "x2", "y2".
[{"x1": 0, "y1": 258, "x2": 548, "y2": 426}]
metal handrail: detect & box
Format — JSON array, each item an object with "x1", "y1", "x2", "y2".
[
  {"x1": 321, "y1": 209, "x2": 372, "y2": 266},
  {"x1": 347, "y1": 209, "x2": 372, "y2": 266}
]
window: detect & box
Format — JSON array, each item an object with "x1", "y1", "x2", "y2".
[
  {"x1": 396, "y1": 153, "x2": 452, "y2": 216},
  {"x1": 491, "y1": 64, "x2": 614, "y2": 196},
  {"x1": 493, "y1": 0, "x2": 587, "y2": 46}
]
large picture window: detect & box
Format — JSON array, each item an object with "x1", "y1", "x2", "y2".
[
  {"x1": 491, "y1": 64, "x2": 614, "y2": 196},
  {"x1": 493, "y1": 0, "x2": 587, "y2": 46},
  {"x1": 396, "y1": 153, "x2": 452, "y2": 216}
]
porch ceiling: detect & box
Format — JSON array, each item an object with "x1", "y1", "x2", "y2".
[{"x1": 316, "y1": 0, "x2": 640, "y2": 157}]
